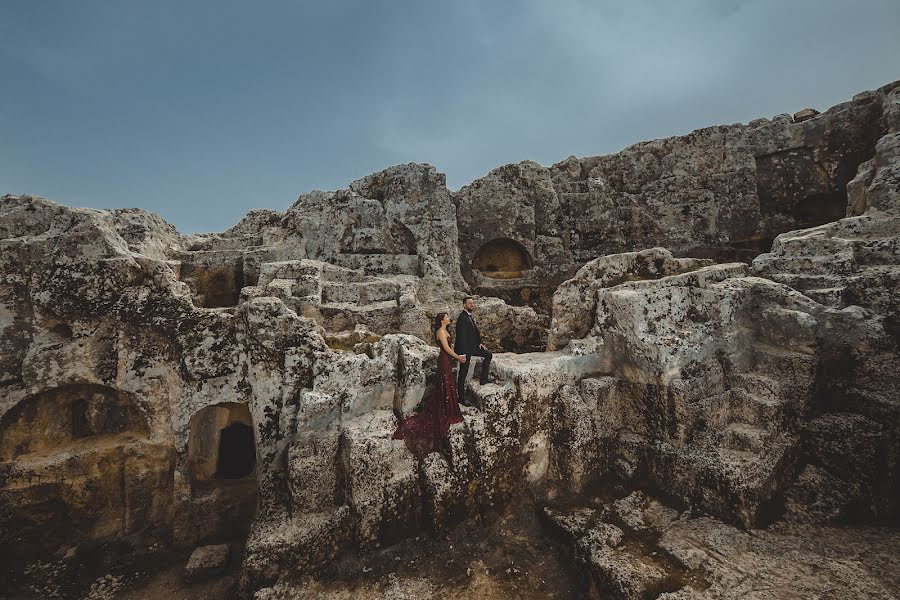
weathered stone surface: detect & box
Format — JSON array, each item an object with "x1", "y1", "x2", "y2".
[
  {"x1": 750, "y1": 91, "x2": 900, "y2": 523},
  {"x1": 185, "y1": 543, "x2": 230, "y2": 582},
  {"x1": 456, "y1": 83, "x2": 891, "y2": 296},
  {"x1": 2, "y1": 78, "x2": 899, "y2": 599},
  {"x1": 546, "y1": 490, "x2": 900, "y2": 600},
  {"x1": 547, "y1": 247, "x2": 711, "y2": 350}
]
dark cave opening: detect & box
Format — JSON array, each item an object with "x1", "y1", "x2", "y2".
[
  {"x1": 216, "y1": 422, "x2": 256, "y2": 479},
  {"x1": 199, "y1": 262, "x2": 245, "y2": 308},
  {"x1": 178, "y1": 259, "x2": 245, "y2": 308},
  {"x1": 791, "y1": 193, "x2": 847, "y2": 226},
  {"x1": 71, "y1": 398, "x2": 90, "y2": 438}
]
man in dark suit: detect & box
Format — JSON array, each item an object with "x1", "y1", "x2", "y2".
[{"x1": 454, "y1": 295, "x2": 493, "y2": 407}]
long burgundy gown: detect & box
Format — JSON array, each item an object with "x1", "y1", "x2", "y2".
[{"x1": 392, "y1": 333, "x2": 464, "y2": 458}]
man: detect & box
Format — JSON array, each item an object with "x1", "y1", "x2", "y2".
[{"x1": 454, "y1": 295, "x2": 493, "y2": 407}]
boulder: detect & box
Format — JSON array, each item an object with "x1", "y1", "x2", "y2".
[{"x1": 184, "y1": 544, "x2": 230, "y2": 582}]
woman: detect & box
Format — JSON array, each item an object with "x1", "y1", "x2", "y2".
[{"x1": 392, "y1": 312, "x2": 467, "y2": 458}]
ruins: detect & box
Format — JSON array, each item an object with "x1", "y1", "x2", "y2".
[{"x1": 1, "y1": 78, "x2": 898, "y2": 599}]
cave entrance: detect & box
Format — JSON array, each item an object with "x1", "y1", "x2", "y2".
[
  {"x1": 216, "y1": 422, "x2": 256, "y2": 479},
  {"x1": 472, "y1": 238, "x2": 532, "y2": 279},
  {"x1": 791, "y1": 193, "x2": 846, "y2": 226},
  {"x1": 186, "y1": 402, "x2": 259, "y2": 542},
  {"x1": 754, "y1": 146, "x2": 850, "y2": 228},
  {"x1": 188, "y1": 403, "x2": 258, "y2": 483},
  {"x1": 1, "y1": 384, "x2": 150, "y2": 460},
  {"x1": 178, "y1": 258, "x2": 245, "y2": 308}
]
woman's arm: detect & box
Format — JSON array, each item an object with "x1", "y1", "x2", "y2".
[{"x1": 438, "y1": 330, "x2": 466, "y2": 362}]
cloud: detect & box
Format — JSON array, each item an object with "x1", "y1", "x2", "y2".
[
  {"x1": 1, "y1": 0, "x2": 898, "y2": 231},
  {"x1": 367, "y1": 0, "x2": 900, "y2": 189}
]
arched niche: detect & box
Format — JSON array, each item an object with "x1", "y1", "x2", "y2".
[
  {"x1": 0, "y1": 384, "x2": 149, "y2": 461},
  {"x1": 187, "y1": 402, "x2": 258, "y2": 485},
  {"x1": 472, "y1": 238, "x2": 532, "y2": 279},
  {"x1": 0, "y1": 385, "x2": 172, "y2": 563}
]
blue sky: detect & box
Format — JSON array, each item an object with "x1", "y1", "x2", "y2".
[{"x1": 2, "y1": 1, "x2": 899, "y2": 234}]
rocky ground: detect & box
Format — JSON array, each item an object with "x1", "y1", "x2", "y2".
[
  {"x1": 3, "y1": 543, "x2": 236, "y2": 600},
  {"x1": 3, "y1": 498, "x2": 583, "y2": 599},
  {"x1": 542, "y1": 487, "x2": 900, "y2": 599},
  {"x1": 7, "y1": 487, "x2": 895, "y2": 599}
]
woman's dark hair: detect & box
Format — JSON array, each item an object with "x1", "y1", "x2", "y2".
[{"x1": 433, "y1": 312, "x2": 448, "y2": 339}]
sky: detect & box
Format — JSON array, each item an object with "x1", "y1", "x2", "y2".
[{"x1": 2, "y1": 1, "x2": 899, "y2": 234}]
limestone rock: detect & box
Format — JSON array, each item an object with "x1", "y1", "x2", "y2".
[
  {"x1": 455, "y1": 80, "x2": 899, "y2": 295},
  {"x1": 3, "y1": 77, "x2": 900, "y2": 600},
  {"x1": 548, "y1": 490, "x2": 900, "y2": 600},
  {"x1": 547, "y1": 247, "x2": 712, "y2": 350},
  {"x1": 184, "y1": 543, "x2": 230, "y2": 582},
  {"x1": 792, "y1": 107, "x2": 819, "y2": 122}
]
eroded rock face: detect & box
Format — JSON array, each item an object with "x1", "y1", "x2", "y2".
[
  {"x1": 454, "y1": 79, "x2": 898, "y2": 306},
  {"x1": 543, "y1": 489, "x2": 900, "y2": 600},
  {"x1": 546, "y1": 248, "x2": 713, "y2": 350},
  {"x1": 1, "y1": 78, "x2": 899, "y2": 599}
]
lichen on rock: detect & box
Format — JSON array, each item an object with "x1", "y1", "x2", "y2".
[{"x1": 2, "y1": 78, "x2": 899, "y2": 599}]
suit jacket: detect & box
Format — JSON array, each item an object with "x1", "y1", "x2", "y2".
[{"x1": 454, "y1": 310, "x2": 481, "y2": 354}]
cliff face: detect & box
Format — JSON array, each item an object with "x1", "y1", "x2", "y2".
[
  {"x1": 1, "y1": 79, "x2": 898, "y2": 599},
  {"x1": 454, "y1": 81, "x2": 894, "y2": 310}
]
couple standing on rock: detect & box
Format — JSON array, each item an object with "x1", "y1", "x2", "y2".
[{"x1": 392, "y1": 295, "x2": 494, "y2": 457}]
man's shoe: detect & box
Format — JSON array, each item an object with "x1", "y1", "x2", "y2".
[
  {"x1": 459, "y1": 397, "x2": 475, "y2": 408},
  {"x1": 479, "y1": 376, "x2": 495, "y2": 385}
]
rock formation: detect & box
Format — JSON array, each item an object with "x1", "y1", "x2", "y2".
[{"x1": 1, "y1": 78, "x2": 898, "y2": 599}]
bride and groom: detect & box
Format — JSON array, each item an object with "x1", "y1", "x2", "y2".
[{"x1": 391, "y1": 295, "x2": 494, "y2": 457}]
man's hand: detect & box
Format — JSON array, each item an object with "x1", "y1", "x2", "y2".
[{"x1": 479, "y1": 343, "x2": 487, "y2": 350}]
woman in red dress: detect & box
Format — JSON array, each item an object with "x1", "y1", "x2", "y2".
[{"x1": 392, "y1": 312, "x2": 468, "y2": 458}]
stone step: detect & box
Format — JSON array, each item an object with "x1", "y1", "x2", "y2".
[
  {"x1": 458, "y1": 381, "x2": 515, "y2": 435},
  {"x1": 722, "y1": 421, "x2": 770, "y2": 453},
  {"x1": 540, "y1": 505, "x2": 676, "y2": 599},
  {"x1": 242, "y1": 507, "x2": 354, "y2": 583},
  {"x1": 695, "y1": 432, "x2": 798, "y2": 528},
  {"x1": 766, "y1": 272, "x2": 847, "y2": 290},
  {"x1": 317, "y1": 301, "x2": 402, "y2": 332},
  {"x1": 725, "y1": 387, "x2": 787, "y2": 432},
  {"x1": 462, "y1": 377, "x2": 512, "y2": 401},
  {"x1": 319, "y1": 300, "x2": 400, "y2": 313},
  {"x1": 320, "y1": 262, "x2": 369, "y2": 284},
  {"x1": 258, "y1": 259, "x2": 324, "y2": 289},
  {"x1": 731, "y1": 372, "x2": 782, "y2": 400},
  {"x1": 803, "y1": 286, "x2": 846, "y2": 306},
  {"x1": 751, "y1": 343, "x2": 817, "y2": 383},
  {"x1": 331, "y1": 253, "x2": 420, "y2": 276},
  {"x1": 321, "y1": 280, "x2": 399, "y2": 304},
  {"x1": 643, "y1": 429, "x2": 798, "y2": 528}
]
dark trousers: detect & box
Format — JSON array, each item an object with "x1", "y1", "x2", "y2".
[{"x1": 457, "y1": 347, "x2": 493, "y2": 401}]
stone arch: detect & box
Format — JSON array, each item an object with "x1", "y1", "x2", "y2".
[
  {"x1": 186, "y1": 402, "x2": 259, "y2": 538},
  {"x1": 0, "y1": 385, "x2": 173, "y2": 563},
  {"x1": 472, "y1": 238, "x2": 532, "y2": 279},
  {"x1": 0, "y1": 383, "x2": 149, "y2": 460},
  {"x1": 187, "y1": 402, "x2": 258, "y2": 484}
]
